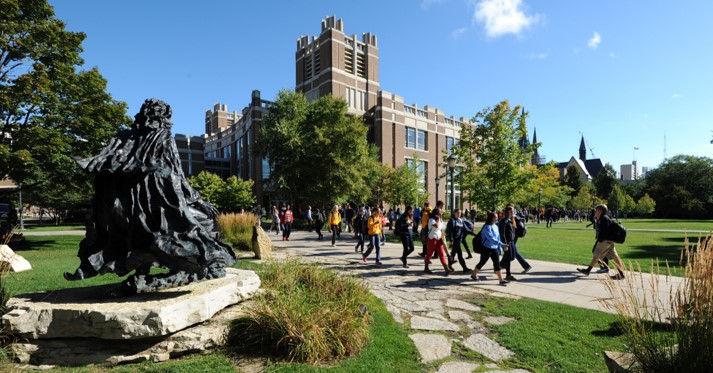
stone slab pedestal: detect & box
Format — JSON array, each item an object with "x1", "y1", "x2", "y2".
[
  {"x1": 3, "y1": 268, "x2": 260, "y2": 368},
  {"x1": 2, "y1": 268, "x2": 260, "y2": 340}
]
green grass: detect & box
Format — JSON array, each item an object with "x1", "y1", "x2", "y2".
[
  {"x1": 19, "y1": 224, "x2": 85, "y2": 232},
  {"x1": 513, "y1": 225, "x2": 696, "y2": 277},
  {"x1": 544, "y1": 218, "x2": 713, "y2": 232},
  {"x1": 480, "y1": 297, "x2": 631, "y2": 372}
]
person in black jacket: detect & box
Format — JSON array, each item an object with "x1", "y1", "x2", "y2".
[
  {"x1": 498, "y1": 206, "x2": 529, "y2": 281},
  {"x1": 395, "y1": 206, "x2": 415, "y2": 268},
  {"x1": 577, "y1": 204, "x2": 626, "y2": 280},
  {"x1": 446, "y1": 208, "x2": 472, "y2": 272}
]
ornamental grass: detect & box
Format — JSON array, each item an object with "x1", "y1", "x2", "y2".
[
  {"x1": 228, "y1": 259, "x2": 372, "y2": 364},
  {"x1": 216, "y1": 212, "x2": 259, "y2": 251},
  {"x1": 603, "y1": 232, "x2": 713, "y2": 372}
]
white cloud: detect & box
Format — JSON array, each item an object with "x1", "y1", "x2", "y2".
[
  {"x1": 451, "y1": 27, "x2": 468, "y2": 39},
  {"x1": 525, "y1": 52, "x2": 548, "y2": 60},
  {"x1": 609, "y1": 52, "x2": 616, "y2": 58},
  {"x1": 671, "y1": 93, "x2": 681, "y2": 99},
  {"x1": 472, "y1": 0, "x2": 540, "y2": 38},
  {"x1": 421, "y1": 0, "x2": 448, "y2": 9},
  {"x1": 588, "y1": 32, "x2": 601, "y2": 49}
]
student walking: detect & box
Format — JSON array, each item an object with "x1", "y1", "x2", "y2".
[
  {"x1": 447, "y1": 208, "x2": 472, "y2": 272},
  {"x1": 424, "y1": 209, "x2": 454, "y2": 276},
  {"x1": 471, "y1": 212, "x2": 509, "y2": 286},
  {"x1": 329, "y1": 205, "x2": 342, "y2": 247},
  {"x1": 362, "y1": 207, "x2": 383, "y2": 264},
  {"x1": 281, "y1": 205, "x2": 294, "y2": 241},
  {"x1": 270, "y1": 205, "x2": 280, "y2": 235},
  {"x1": 354, "y1": 208, "x2": 367, "y2": 252},
  {"x1": 577, "y1": 204, "x2": 626, "y2": 280},
  {"x1": 313, "y1": 207, "x2": 324, "y2": 240},
  {"x1": 395, "y1": 206, "x2": 415, "y2": 268},
  {"x1": 499, "y1": 206, "x2": 530, "y2": 281}
]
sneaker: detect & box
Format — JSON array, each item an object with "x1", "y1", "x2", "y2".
[
  {"x1": 499, "y1": 280, "x2": 509, "y2": 286},
  {"x1": 466, "y1": 254, "x2": 473, "y2": 259},
  {"x1": 424, "y1": 269, "x2": 433, "y2": 274},
  {"x1": 362, "y1": 257, "x2": 367, "y2": 263},
  {"x1": 505, "y1": 275, "x2": 517, "y2": 281},
  {"x1": 470, "y1": 275, "x2": 481, "y2": 282},
  {"x1": 522, "y1": 266, "x2": 532, "y2": 274},
  {"x1": 577, "y1": 268, "x2": 591, "y2": 276},
  {"x1": 462, "y1": 267, "x2": 472, "y2": 273},
  {"x1": 597, "y1": 268, "x2": 610, "y2": 273},
  {"x1": 376, "y1": 261, "x2": 383, "y2": 265},
  {"x1": 417, "y1": 252, "x2": 426, "y2": 257},
  {"x1": 611, "y1": 274, "x2": 625, "y2": 280}
]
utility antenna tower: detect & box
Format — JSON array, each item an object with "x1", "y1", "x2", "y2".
[{"x1": 663, "y1": 130, "x2": 668, "y2": 160}]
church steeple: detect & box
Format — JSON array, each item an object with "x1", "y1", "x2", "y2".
[
  {"x1": 531, "y1": 128, "x2": 541, "y2": 165},
  {"x1": 579, "y1": 135, "x2": 587, "y2": 161}
]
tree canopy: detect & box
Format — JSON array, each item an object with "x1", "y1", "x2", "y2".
[
  {"x1": 451, "y1": 101, "x2": 537, "y2": 212},
  {"x1": 253, "y1": 90, "x2": 381, "y2": 207},
  {"x1": 0, "y1": 0, "x2": 131, "y2": 205},
  {"x1": 188, "y1": 171, "x2": 256, "y2": 211},
  {"x1": 644, "y1": 155, "x2": 713, "y2": 218}
]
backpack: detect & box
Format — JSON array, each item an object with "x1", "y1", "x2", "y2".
[
  {"x1": 394, "y1": 216, "x2": 403, "y2": 236},
  {"x1": 471, "y1": 228, "x2": 487, "y2": 254},
  {"x1": 609, "y1": 220, "x2": 627, "y2": 244},
  {"x1": 515, "y1": 219, "x2": 527, "y2": 238}
]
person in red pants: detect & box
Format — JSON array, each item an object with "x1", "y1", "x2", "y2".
[{"x1": 424, "y1": 209, "x2": 454, "y2": 276}]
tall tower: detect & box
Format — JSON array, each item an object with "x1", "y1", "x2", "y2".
[
  {"x1": 579, "y1": 135, "x2": 587, "y2": 161},
  {"x1": 295, "y1": 16, "x2": 380, "y2": 115},
  {"x1": 531, "y1": 128, "x2": 541, "y2": 165}
]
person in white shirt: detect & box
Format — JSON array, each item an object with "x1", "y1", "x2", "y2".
[{"x1": 424, "y1": 209, "x2": 454, "y2": 276}]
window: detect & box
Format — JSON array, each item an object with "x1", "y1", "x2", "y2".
[
  {"x1": 406, "y1": 158, "x2": 427, "y2": 187},
  {"x1": 405, "y1": 128, "x2": 427, "y2": 150},
  {"x1": 404, "y1": 106, "x2": 415, "y2": 115},
  {"x1": 417, "y1": 130, "x2": 427, "y2": 150},
  {"x1": 405, "y1": 127, "x2": 416, "y2": 148},
  {"x1": 446, "y1": 136, "x2": 459, "y2": 153},
  {"x1": 346, "y1": 87, "x2": 366, "y2": 111}
]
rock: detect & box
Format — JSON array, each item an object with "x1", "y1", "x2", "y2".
[
  {"x1": 409, "y1": 333, "x2": 451, "y2": 362},
  {"x1": 252, "y1": 225, "x2": 273, "y2": 259},
  {"x1": 462, "y1": 334, "x2": 514, "y2": 362},
  {"x1": 604, "y1": 351, "x2": 639, "y2": 372},
  {"x1": 436, "y1": 361, "x2": 480, "y2": 373},
  {"x1": 11, "y1": 300, "x2": 252, "y2": 367},
  {"x1": 446, "y1": 299, "x2": 481, "y2": 312},
  {"x1": 0, "y1": 244, "x2": 32, "y2": 272},
  {"x1": 2, "y1": 268, "x2": 260, "y2": 339},
  {"x1": 483, "y1": 316, "x2": 516, "y2": 325},
  {"x1": 386, "y1": 304, "x2": 404, "y2": 324},
  {"x1": 410, "y1": 315, "x2": 460, "y2": 332}
]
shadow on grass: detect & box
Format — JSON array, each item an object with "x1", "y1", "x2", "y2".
[
  {"x1": 623, "y1": 244, "x2": 682, "y2": 264},
  {"x1": 591, "y1": 321, "x2": 674, "y2": 338}
]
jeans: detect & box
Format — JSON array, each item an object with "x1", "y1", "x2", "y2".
[
  {"x1": 500, "y1": 241, "x2": 529, "y2": 275},
  {"x1": 449, "y1": 237, "x2": 469, "y2": 270},
  {"x1": 363, "y1": 234, "x2": 381, "y2": 261},
  {"x1": 400, "y1": 234, "x2": 414, "y2": 260}
]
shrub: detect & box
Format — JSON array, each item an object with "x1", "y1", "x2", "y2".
[
  {"x1": 228, "y1": 259, "x2": 372, "y2": 364},
  {"x1": 603, "y1": 232, "x2": 713, "y2": 372},
  {"x1": 216, "y1": 213, "x2": 259, "y2": 251}
]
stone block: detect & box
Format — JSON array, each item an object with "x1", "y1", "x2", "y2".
[
  {"x1": 0, "y1": 244, "x2": 32, "y2": 272},
  {"x1": 2, "y1": 268, "x2": 260, "y2": 340},
  {"x1": 252, "y1": 225, "x2": 273, "y2": 259}
]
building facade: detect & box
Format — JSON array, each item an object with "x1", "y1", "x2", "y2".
[{"x1": 176, "y1": 16, "x2": 475, "y2": 209}]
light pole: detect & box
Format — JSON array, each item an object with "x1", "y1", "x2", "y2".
[
  {"x1": 447, "y1": 154, "x2": 458, "y2": 213},
  {"x1": 537, "y1": 188, "x2": 543, "y2": 224},
  {"x1": 435, "y1": 175, "x2": 440, "y2": 204}
]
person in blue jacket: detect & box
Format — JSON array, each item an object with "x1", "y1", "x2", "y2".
[{"x1": 470, "y1": 212, "x2": 509, "y2": 286}]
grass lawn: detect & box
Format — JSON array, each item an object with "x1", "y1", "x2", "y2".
[
  {"x1": 19, "y1": 223, "x2": 85, "y2": 232},
  {"x1": 478, "y1": 296, "x2": 634, "y2": 373},
  {"x1": 550, "y1": 218, "x2": 713, "y2": 232}
]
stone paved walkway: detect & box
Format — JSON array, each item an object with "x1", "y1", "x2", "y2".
[{"x1": 267, "y1": 229, "x2": 683, "y2": 372}]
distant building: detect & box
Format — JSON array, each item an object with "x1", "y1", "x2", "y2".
[
  {"x1": 620, "y1": 163, "x2": 635, "y2": 181},
  {"x1": 556, "y1": 135, "x2": 604, "y2": 182}
]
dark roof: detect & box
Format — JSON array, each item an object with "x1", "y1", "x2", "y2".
[{"x1": 584, "y1": 159, "x2": 604, "y2": 178}]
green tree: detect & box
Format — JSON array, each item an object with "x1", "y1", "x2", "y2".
[
  {"x1": 381, "y1": 160, "x2": 422, "y2": 207},
  {"x1": 568, "y1": 187, "x2": 594, "y2": 212},
  {"x1": 222, "y1": 176, "x2": 256, "y2": 211},
  {"x1": 451, "y1": 100, "x2": 537, "y2": 212},
  {"x1": 644, "y1": 155, "x2": 713, "y2": 218},
  {"x1": 593, "y1": 163, "x2": 617, "y2": 199},
  {"x1": 254, "y1": 91, "x2": 381, "y2": 207},
  {"x1": 622, "y1": 194, "x2": 636, "y2": 217},
  {"x1": 635, "y1": 193, "x2": 656, "y2": 216},
  {"x1": 0, "y1": 0, "x2": 130, "y2": 204},
  {"x1": 188, "y1": 171, "x2": 226, "y2": 209},
  {"x1": 563, "y1": 165, "x2": 583, "y2": 196},
  {"x1": 608, "y1": 184, "x2": 627, "y2": 215}
]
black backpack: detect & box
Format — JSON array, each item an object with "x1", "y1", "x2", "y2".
[
  {"x1": 515, "y1": 220, "x2": 527, "y2": 238},
  {"x1": 609, "y1": 220, "x2": 627, "y2": 244},
  {"x1": 471, "y1": 228, "x2": 487, "y2": 254}
]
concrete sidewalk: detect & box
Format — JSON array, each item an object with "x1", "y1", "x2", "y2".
[{"x1": 268, "y1": 229, "x2": 684, "y2": 317}]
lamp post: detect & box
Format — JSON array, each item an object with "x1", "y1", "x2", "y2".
[
  {"x1": 435, "y1": 175, "x2": 440, "y2": 203},
  {"x1": 447, "y1": 154, "x2": 458, "y2": 213},
  {"x1": 537, "y1": 188, "x2": 543, "y2": 224}
]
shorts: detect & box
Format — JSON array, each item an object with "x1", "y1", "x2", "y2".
[{"x1": 593, "y1": 240, "x2": 617, "y2": 260}]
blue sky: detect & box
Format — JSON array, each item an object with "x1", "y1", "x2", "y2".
[{"x1": 50, "y1": 0, "x2": 713, "y2": 175}]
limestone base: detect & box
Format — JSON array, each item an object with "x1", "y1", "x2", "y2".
[{"x1": 2, "y1": 268, "x2": 260, "y2": 339}]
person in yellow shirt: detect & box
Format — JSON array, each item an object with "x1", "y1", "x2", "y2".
[
  {"x1": 362, "y1": 207, "x2": 383, "y2": 264},
  {"x1": 417, "y1": 202, "x2": 432, "y2": 257},
  {"x1": 329, "y1": 205, "x2": 342, "y2": 247}
]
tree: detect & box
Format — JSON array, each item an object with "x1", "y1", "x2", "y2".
[
  {"x1": 568, "y1": 187, "x2": 594, "y2": 212},
  {"x1": 635, "y1": 193, "x2": 656, "y2": 216},
  {"x1": 608, "y1": 184, "x2": 627, "y2": 216},
  {"x1": 188, "y1": 171, "x2": 226, "y2": 208},
  {"x1": 451, "y1": 100, "x2": 537, "y2": 212},
  {"x1": 622, "y1": 194, "x2": 636, "y2": 217},
  {"x1": 643, "y1": 155, "x2": 713, "y2": 218},
  {"x1": 254, "y1": 91, "x2": 381, "y2": 207},
  {"x1": 563, "y1": 165, "x2": 583, "y2": 196},
  {"x1": 222, "y1": 176, "x2": 256, "y2": 211},
  {"x1": 381, "y1": 161, "x2": 422, "y2": 207},
  {"x1": 593, "y1": 163, "x2": 617, "y2": 199},
  {"x1": 0, "y1": 1, "x2": 131, "y2": 204}
]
